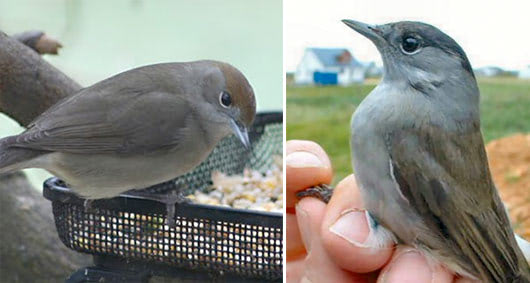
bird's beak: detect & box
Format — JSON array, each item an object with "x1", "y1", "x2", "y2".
[
  {"x1": 230, "y1": 119, "x2": 251, "y2": 149},
  {"x1": 342, "y1": 19, "x2": 385, "y2": 46}
]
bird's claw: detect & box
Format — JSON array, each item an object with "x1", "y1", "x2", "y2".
[{"x1": 296, "y1": 184, "x2": 334, "y2": 204}]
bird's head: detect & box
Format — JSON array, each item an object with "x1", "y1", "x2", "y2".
[
  {"x1": 342, "y1": 20, "x2": 475, "y2": 87},
  {"x1": 197, "y1": 61, "x2": 256, "y2": 149}
]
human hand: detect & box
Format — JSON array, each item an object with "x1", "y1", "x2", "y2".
[{"x1": 286, "y1": 140, "x2": 475, "y2": 283}]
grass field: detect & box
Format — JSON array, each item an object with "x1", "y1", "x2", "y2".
[{"x1": 286, "y1": 77, "x2": 530, "y2": 183}]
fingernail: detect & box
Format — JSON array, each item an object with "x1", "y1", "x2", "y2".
[
  {"x1": 296, "y1": 203, "x2": 312, "y2": 252},
  {"x1": 300, "y1": 276, "x2": 312, "y2": 283},
  {"x1": 382, "y1": 250, "x2": 433, "y2": 283},
  {"x1": 286, "y1": 151, "x2": 324, "y2": 168},
  {"x1": 329, "y1": 209, "x2": 370, "y2": 247}
]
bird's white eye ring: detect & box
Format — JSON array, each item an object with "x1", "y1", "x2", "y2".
[
  {"x1": 400, "y1": 36, "x2": 422, "y2": 55},
  {"x1": 219, "y1": 91, "x2": 232, "y2": 108}
]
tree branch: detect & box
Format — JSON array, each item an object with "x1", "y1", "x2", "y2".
[
  {"x1": 12, "y1": 30, "x2": 63, "y2": 55},
  {"x1": 0, "y1": 30, "x2": 90, "y2": 280},
  {"x1": 0, "y1": 172, "x2": 91, "y2": 282},
  {"x1": 0, "y1": 31, "x2": 80, "y2": 127}
]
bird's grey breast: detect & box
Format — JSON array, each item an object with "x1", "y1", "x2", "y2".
[
  {"x1": 350, "y1": 76, "x2": 483, "y2": 245},
  {"x1": 350, "y1": 82, "x2": 426, "y2": 240},
  {"x1": 351, "y1": 84, "x2": 399, "y2": 208}
]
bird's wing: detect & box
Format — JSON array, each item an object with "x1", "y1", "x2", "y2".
[
  {"x1": 387, "y1": 125, "x2": 529, "y2": 282},
  {"x1": 11, "y1": 87, "x2": 192, "y2": 155}
]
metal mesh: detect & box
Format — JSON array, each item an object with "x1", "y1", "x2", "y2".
[
  {"x1": 172, "y1": 116, "x2": 283, "y2": 194},
  {"x1": 44, "y1": 112, "x2": 283, "y2": 281},
  {"x1": 51, "y1": 203, "x2": 282, "y2": 279}
]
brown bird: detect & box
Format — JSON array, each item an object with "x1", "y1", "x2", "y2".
[{"x1": 0, "y1": 60, "x2": 256, "y2": 199}]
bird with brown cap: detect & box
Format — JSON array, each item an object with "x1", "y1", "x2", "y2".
[{"x1": 0, "y1": 60, "x2": 256, "y2": 200}]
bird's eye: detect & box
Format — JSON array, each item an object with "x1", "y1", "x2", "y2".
[
  {"x1": 401, "y1": 36, "x2": 421, "y2": 54},
  {"x1": 219, "y1": 91, "x2": 232, "y2": 108}
]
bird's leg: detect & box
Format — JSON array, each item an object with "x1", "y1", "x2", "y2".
[
  {"x1": 161, "y1": 189, "x2": 189, "y2": 228},
  {"x1": 83, "y1": 199, "x2": 96, "y2": 213},
  {"x1": 126, "y1": 185, "x2": 189, "y2": 228},
  {"x1": 296, "y1": 184, "x2": 334, "y2": 204}
]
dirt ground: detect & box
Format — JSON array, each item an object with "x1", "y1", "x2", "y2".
[{"x1": 486, "y1": 133, "x2": 530, "y2": 240}]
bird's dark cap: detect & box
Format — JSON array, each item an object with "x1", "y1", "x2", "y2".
[
  {"x1": 215, "y1": 62, "x2": 256, "y2": 127},
  {"x1": 343, "y1": 19, "x2": 474, "y2": 75},
  {"x1": 390, "y1": 21, "x2": 474, "y2": 74}
]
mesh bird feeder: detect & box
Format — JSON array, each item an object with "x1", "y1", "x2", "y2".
[{"x1": 43, "y1": 112, "x2": 283, "y2": 282}]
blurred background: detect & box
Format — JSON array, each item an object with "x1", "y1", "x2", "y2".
[
  {"x1": 0, "y1": 0, "x2": 283, "y2": 189},
  {"x1": 285, "y1": 0, "x2": 530, "y2": 239}
]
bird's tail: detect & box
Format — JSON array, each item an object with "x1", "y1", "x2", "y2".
[{"x1": 0, "y1": 136, "x2": 43, "y2": 174}]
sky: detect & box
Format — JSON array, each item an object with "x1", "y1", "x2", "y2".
[{"x1": 285, "y1": 0, "x2": 530, "y2": 72}]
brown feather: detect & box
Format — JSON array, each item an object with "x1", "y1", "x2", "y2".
[{"x1": 388, "y1": 125, "x2": 530, "y2": 282}]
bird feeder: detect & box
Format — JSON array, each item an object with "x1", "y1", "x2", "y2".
[{"x1": 43, "y1": 112, "x2": 283, "y2": 282}]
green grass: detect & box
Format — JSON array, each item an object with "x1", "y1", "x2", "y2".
[{"x1": 286, "y1": 77, "x2": 530, "y2": 183}]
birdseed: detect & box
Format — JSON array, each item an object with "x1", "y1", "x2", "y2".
[{"x1": 188, "y1": 155, "x2": 283, "y2": 213}]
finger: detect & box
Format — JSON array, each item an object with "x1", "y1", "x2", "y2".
[
  {"x1": 285, "y1": 140, "x2": 332, "y2": 259},
  {"x1": 320, "y1": 174, "x2": 394, "y2": 273},
  {"x1": 286, "y1": 258, "x2": 305, "y2": 283},
  {"x1": 377, "y1": 246, "x2": 454, "y2": 283},
  {"x1": 286, "y1": 212, "x2": 306, "y2": 260},
  {"x1": 286, "y1": 140, "x2": 332, "y2": 208},
  {"x1": 296, "y1": 197, "x2": 373, "y2": 282}
]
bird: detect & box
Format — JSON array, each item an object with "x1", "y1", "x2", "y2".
[
  {"x1": 0, "y1": 60, "x2": 256, "y2": 200},
  {"x1": 343, "y1": 19, "x2": 530, "y2": 282}
]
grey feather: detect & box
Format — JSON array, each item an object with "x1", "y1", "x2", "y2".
[
  {"x1": 11, "y1": 65, "x2": 195, "y2": 155},
  {"x1": 13, "y1": 90, "x2": 190, "y2": 155},
  {"x1": 0, "y1": 137, "x2": 48, "y2": 174}
]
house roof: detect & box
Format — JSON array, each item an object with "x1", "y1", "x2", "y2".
[{"x1": 308, "y1": 48, "x2": 360, "y2": 67}]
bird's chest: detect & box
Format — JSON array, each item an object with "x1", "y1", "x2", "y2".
[
  {"x1": 350, "y1": 85, "x2": 419, "y2": 219},
  {"x1": 351, "y1": 83, "x2": 433, "y2": 151},
  {"x1": 351, "y1": 86, "x2": 406, "y2": 148}
]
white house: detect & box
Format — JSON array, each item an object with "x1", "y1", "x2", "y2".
[
  {"x1": 295, "y1": 48, "x2": 365, "y2": 85},
  {"x1": 519, "y1": 65, "x2": 530, "y2": 79}
]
